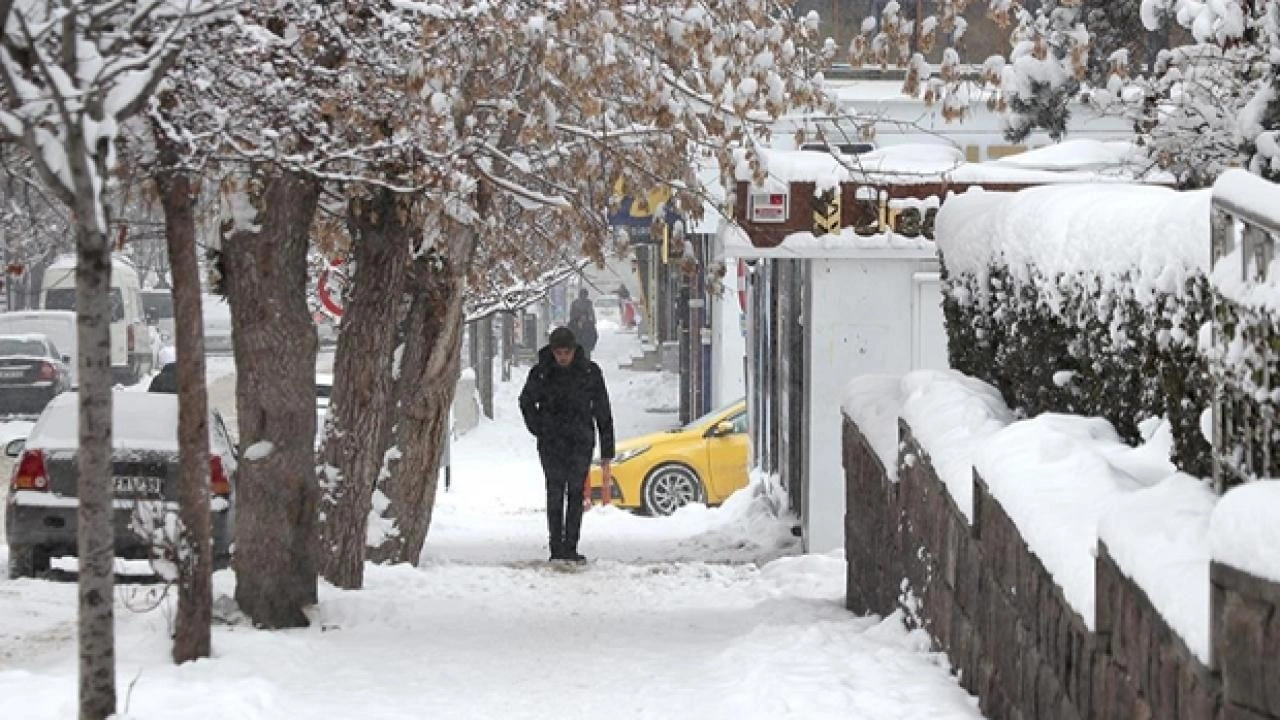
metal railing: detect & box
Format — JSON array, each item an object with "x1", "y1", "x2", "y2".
[{"x1": 1210, "y1": 174, "x2": 1280, "y2": 491}]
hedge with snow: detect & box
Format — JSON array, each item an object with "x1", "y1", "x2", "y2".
[{"x1": 935, "y1": 183, "x2": 1221, "y2": 480}]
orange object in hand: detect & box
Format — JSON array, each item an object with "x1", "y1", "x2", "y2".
[{"x1": 600, "y1": 463, "x2": 612, "y2": 505}]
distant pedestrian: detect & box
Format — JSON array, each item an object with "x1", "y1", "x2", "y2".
[
  {"x1": 568, "y1": 288, "x2": 598, "y2": 360},
  {"x1": 518, "y1": 326, "x2": 615, "y2": 562},
  {"x1": 617, "y1": 285, "x2": 636, "y2": 330},
  {"x1": 148, "y1": 346, "x2": 178, "y2": 393}
]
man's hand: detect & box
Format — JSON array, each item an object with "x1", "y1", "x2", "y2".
[{"x1": 600, "y1": 459, "x2": 613, "y2": 506}]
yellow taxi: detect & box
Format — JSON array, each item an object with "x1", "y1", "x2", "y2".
[{"x1": 588, "y1": 399, "x2": 748, "y2": 515}]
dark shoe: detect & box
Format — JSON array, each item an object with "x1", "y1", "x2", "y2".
[{"x1": 564, "y1": 551, "x2": 587, "y2": 563}]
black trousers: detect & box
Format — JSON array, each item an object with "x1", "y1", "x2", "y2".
[{"x1": 537, "y1": 441, "x2": 592, "y2": 554}]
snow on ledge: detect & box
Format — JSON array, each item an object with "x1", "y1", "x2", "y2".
[
  {"x1": 1210, "y1": 481, "x2": 1280, "y2": 584},
  {"x1": 841, "y1": 375, "x2": 905, "y2": 482},
  {"x1": 900, "y1": 370, "x2": 1014, "y2": 523},
  {"x1": 735, "y1": 143, "x2": 1160, "y2": 194},
  {"x1": 1213, "y1": 168, "x2": 1280, "y2": 232},
  {"x1": 975, "y1": 414, "x2": 1170, "y2": 629},
  {"x1": 1098, "y1": 474, "x2": 1216, "y2": 665},
  {"x1": 721, "y1": 222, "x2": 937, "y2": 260}
]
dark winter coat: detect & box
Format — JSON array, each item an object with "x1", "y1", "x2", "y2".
[
  {"x1": 148, "y1": 363, "x2": 178, "y2": 393},
  {"x1": 519, "y1": 345, "x2": 615, "y2": 459}
]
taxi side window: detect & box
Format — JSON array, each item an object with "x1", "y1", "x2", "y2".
[{"x1": 730, "y1": 412, "x2": 747, "y2": 434}]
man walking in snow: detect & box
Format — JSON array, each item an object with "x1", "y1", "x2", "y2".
[
  {"x1": 519, "y1": 326, "x2": 615, "y2": 562},
  {"x1": 567, "y1": 288, "x2": 598, "y2": 360}
]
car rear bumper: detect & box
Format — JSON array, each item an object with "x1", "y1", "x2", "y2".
[
  {"x1": 0, "y1": 386, "x2": 60, "y2": 414},
  {"x1": 5, "y1": 495, "x2": 233, "y2": 560}
]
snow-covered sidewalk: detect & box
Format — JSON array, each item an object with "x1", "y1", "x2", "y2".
[{"x1": 0, "y1": 327, "x2": 983, "y2": 719}]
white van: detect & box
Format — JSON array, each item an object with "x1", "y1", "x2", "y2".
[
  {"x1": 0, "y1": 310, "x2": 78, "y2": 386},
  {"x1": 39, "y1": 255, "x2": 153, "y2": 384}
]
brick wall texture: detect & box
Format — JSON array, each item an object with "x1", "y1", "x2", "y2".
[{"x1": 843, "y1": 416, "x2": 1280, "y2": 720}]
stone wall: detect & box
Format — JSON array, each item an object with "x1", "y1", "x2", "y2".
[
  {"x1": 843, "y1": 415, "x2": 1280, "y2": 720},
  {"x1": 1213, "y1": 563, "x2": 1280, "y2": 719}
]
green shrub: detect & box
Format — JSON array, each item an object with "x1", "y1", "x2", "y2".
[{"x1": 941, "y1": 260, "x2": 1214, "y2": 478}]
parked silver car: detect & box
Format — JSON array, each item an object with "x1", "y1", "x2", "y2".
[
  {"x1": 0, "y1": 333, "x2": 72, "y2": 416},
  {"x1": 4, "y1": 390, "x2": 238, "y2": 578}
]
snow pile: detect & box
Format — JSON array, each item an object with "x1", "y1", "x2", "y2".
[
  {"x1": 711, "y1": 555, "x2": 982, "y2": 719},
  {"x1": 976, "y1": 413, "x2": 1177, "y2": 629},
  {"x1": 899, "y1": 370, "x2": 1015, "y2": 522},
  {"x1": 841, "y1": 375, "x2": 905, "y2": 481},
  {"x1": 1098, "y1": 474, "x2": 1216, "y2": 664},
  {"x1": 937, "y1": 184, "x2": 1211, "y2": 308},
  {"x1": 672, "y1": 471, "x2": 800, "y2": 561},
  {"x1": 1210, "y1": 480, "x2": 1280, "y2": 584}
]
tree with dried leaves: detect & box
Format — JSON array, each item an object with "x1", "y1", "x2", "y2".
[
  {"x1": 321, "y1": 0, "x2": 829, "y2": 581},
  {"x1": 0, "y1": 0, "x2": 228, "y2": 715}
]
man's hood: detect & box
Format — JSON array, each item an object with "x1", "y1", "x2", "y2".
[{"x1": 537, "y1": 344, "x2": 588, "y2": 368}]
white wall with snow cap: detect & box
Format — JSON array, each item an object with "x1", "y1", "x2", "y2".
[
  {"x1": 710, "y1": 227, "x2": 748, "y2": 409},
  {"x1": 802, "y1": 254, "x2": 950, "y2": 553}
]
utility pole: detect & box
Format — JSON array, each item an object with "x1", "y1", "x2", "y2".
[{"x1": 832, "y1": 0, "x2": 839, "y2": 45}]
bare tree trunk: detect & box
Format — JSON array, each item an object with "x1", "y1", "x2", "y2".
[
  {"x1": 73, "y1": 221, "x2": 117, "y2": 720},
  {"x1": 224, "y1": 167, "x2": 320, "y2": 628},
  {"x1": 368, "y1": 258, "x2": 466, "y2": 564},
  {"x1": 318, "y1": 187, "x2": 412, "y2": 589},
  {"x1": 153, "y1": 130, "x2": 212, "y2": 663}
]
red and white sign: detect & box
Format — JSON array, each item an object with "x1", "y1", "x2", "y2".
[
  {"x1": 317, "y1": 257, "x2": 347, "y2": 318},
  {"x1": 748, "y1": 192, "x2": 788, "y2": 223}
]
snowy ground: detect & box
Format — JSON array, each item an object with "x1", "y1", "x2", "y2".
[{"x1": 0, "y1": 328, "x2": 982, "y2": 719}]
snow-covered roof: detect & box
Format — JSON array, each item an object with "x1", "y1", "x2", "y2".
[
  {"x1": 735, "y1": 143, "x2": 1166, "y2": 195},
  {"x1": 989, "y1": 139, "x2": 1147, "y2": 172},
  {"x1": 722, "y1": 222, "x2": 936, "y2": 260}
]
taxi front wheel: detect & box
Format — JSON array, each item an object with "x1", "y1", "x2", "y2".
[{"x1": 641, "y1": 463, "x2": 705, "y2": 516}]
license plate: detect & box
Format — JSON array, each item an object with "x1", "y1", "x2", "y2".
[
  {"x1": 0, "y1": 369, "x2": 25, "y2": 380},
  {"x1": 113, "y1": 476, "x2": 162, "y2": 495}
]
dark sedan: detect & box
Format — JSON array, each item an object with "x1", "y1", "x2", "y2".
[
  {"x1": 0, "y1": 334, "x2": 71, "y2": 416},
  {"x1": 5, "y1": 390, "x2": 238, "y2": 579}
]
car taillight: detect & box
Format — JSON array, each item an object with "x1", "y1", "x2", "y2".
[
  {"x1": 127, "y1": 324, "x2": 136, "y2": 351},
  {"x1": 37, "y1": 362, "x2": 56, "y2": 381},
  {"x1": 209, "y1": 455, "x2": 231, "y2": 496},
  {"x1": 11, "y1": 449, "x2": 49, "y2": 491}
]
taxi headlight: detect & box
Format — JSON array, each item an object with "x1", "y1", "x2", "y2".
[{"x1": 608, "y1": 446, "x2": 651, "y2": 465}]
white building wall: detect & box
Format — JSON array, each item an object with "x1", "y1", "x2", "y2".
[
  {"x1": 802, "y1": 255, "x2": 948, "y2": 553},
  {"x1": 711, "y1": 260, "x2": 748, "y2": 408}
]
